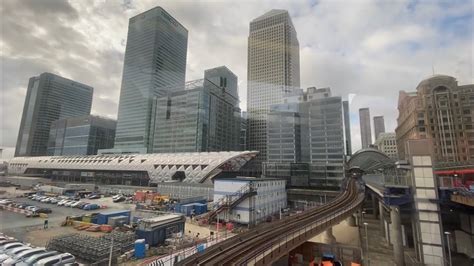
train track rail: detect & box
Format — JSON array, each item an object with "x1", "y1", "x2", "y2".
[{"x1": 178, "y1": 178, "x2": 364, "y2": 266}]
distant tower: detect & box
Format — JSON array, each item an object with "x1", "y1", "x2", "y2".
[
  {"x1": 373, "y1": 116, "x2": 386, "y2": 141},
  {"x1": 359, "y1": 108, "x2": 372, "y2": 149},
  {"x1": 343, "y1": 101, "x2": 352, "y2": 155},
  {"x1": 247, "y1": 9, "x2": 300, "y2": 169},
  {"x1": 114, "y1": 7, "x2": 188, "y2": 153},
  {"x1": 15, "y1": 73, "x2": 93, "y2": 157}
]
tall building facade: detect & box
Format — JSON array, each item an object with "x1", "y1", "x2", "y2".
[
  {"x1": 153, "y1": 67, "x2": 240, "y2": 153},
  {"x1": 47, "y1": 115, "x2": 116, "y2": 156},
  {"x1": 374, "y1": 132, "x2": 398, "y2": 160},
  {"x1": 265, "y1": 88, "x2": 345, "y2": 188},
  {"x1": 359, "y1": 108, "x2": 372, "y2": 148},
  {"x1": 247, "y1": 9, "x2": 300, "y2": 169},
  {"x1": 396, "y1": 75, "x2": 474, "y2": 163},
  {"x1": 343, "y1": 100, "x2": 352, "y2": 156},
  {"x1": 240, "y1": 112, "x2": 248, "y2": 151},
  {"x1": 114, "y1": 7, "x2": 188, "y2": 153},
  {"x1": 373, "y1": 115, "x2": 386, "y2": 141},
  {"x1": 15, "y1": 73, "x2": 93, "y2": 157}
]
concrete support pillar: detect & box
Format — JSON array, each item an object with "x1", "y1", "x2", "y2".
[
  {"x1": 346, "y1": 215, "x2": 356, "y2": 227},
  {"x1": 372, "y1": 196, "x2": 378, "y2": 218},
  {"x1": 390, "y1": 206, "x2": 404, "y2": 266},
  {"x1": 379, "y1": 201, "x2": 385, "y2": 242},
  {"x1": 322, "y1": 227, "x2": 336, "y2": 244}
]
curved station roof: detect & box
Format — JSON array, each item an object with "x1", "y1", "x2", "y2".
[
  {"x1": 8, "y1": 151, "x2": 258, "y2": 184},
  {"x1": 348, "y1": 148, "x2": 395, "y2": 173}
]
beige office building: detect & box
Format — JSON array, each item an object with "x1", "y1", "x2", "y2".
[
  {"x1": 396, "y1": 75, "x2": 474, "y2": 163},
  {"x1": 374, "y1": 132, "x2": 398, "y2": 160},
  {"x1": 247, "y1": 9, "x2": 300, "y2": 169}
]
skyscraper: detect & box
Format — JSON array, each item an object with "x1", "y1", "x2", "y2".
[
  {"x1": 114, "y1": 6, "x2": 188, "y2": 153},
  {"x1": 373, "y1": 115, "x2": 385, "y2": 141},
  {"x1": 15, "y1": 73, "x2": 93, "y2": 157},
  {"x1": 359, "y1": 108, "x2": 372, "y2": 149},
  {"x1": 343, "y1": 100, "x2": 352, "y2": 155},
  {"x1": 247, "y1": 9, "x2": 300, "y2": 170}
]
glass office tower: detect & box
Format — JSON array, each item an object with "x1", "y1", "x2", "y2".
[
  {"x1": 47, "y1": 115, "x2": 116, "y2": 156},
  {"x1": 114, "y1": 6, "x2": 188, "y2": 153},
  {"x1": 15, "y1": 72, "x2": 93, "y2": 157},
  {"x1": 153, "y1": 68, "x2": 240, "y2": 153}
]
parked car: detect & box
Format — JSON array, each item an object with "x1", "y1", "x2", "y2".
[
  {"x1": 17, "y1": 203, "x2": 31, "y2": 209},
  {"x1": 34, "y1": 252, "x2": 75, "y2": 265},
  {"x1": 26, "y1": 206, "x2": 38, "y2": 212},
  {"x1": 0, "y1": 199, "x2": 13, "y2": 205},
  {"x1": 76, "y1": 202, "x2": 89, "y2": 209},
  {"x1": 40, "y1": 197, "x2": 52, "y2": 203},
  {"x1": 112, "y1": 194, "x2": 123, "y2": 200},
  {"x1": 35, "y1": 208, "x2": 52, "y2": 214},
  {"x1": 83, "y1": 203, "x2": 100, "y2": 210},
  {"x1": 70, "y1": 201, "x2": 83, "y2": 208},
  {"x1": 3, "y1": 246, "x2": 32, "y2": 258},
  {"x1": 0, "y1": 239, "x2": 17, "y2": 247},
  {"x1": 17, "y1": 251, "x2": 59, "y2": 266},
  {"x1": 64, "y1": 201, "x2": 76, "y2": 207},
  {"x1": 0, "y1": 242, "x2": 26, "y2": 253},
  {"x1": 49, "y1": 198, "x2": 59, "y2": 204},
  {"x1": 113, "y1": 196, "x2": 126, "y2": 203},
  {"x1": 3, "y1": 248, "x2": 46, "y2": 265},
  {"x1": 88, "y1": 194, "x2": 101, "y2": 199}
]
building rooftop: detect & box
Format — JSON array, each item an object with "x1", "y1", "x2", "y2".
[
  {"x1": 216, "y1": 177, "x2": 285, "y2": 182},
  {"x1": 252, "y1": 9, "x2": 288, "y2": 22}
]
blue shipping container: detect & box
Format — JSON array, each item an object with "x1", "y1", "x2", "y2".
[
  {"x1": 96, "y1": 210, "x2": 131, "y2": 225},
  {"x1": 193, "y1": 203, "x2": 208, "y2": 215}
]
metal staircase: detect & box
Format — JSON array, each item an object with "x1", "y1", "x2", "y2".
[{"x1": 198, "y1": 183, "x2": 257, "y2": 222}]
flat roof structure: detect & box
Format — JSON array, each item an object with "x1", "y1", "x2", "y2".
[{"x1": 7, "y1": 151, "x2": 258, "y2": 184}]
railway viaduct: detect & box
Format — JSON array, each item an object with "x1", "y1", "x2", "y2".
[{"x1": 177, "y1": 149, "x2": 396, "y2": 265}]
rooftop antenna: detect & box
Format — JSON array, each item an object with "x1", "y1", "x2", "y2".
[{"x1": 432, "y1": 64, "x2": 435, "y2": 76}]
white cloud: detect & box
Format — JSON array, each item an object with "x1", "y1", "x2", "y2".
[{"x1": 0, "y1": 0, "x2": 472, "y2": 155}]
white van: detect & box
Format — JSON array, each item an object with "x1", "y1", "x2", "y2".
[{"x1": 33, "y1": 253, "x2": 75, "y2": 266}]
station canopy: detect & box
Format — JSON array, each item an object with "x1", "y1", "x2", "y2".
[{"x1": 348, "y1": 148, "x2": 395, "y2": 173}]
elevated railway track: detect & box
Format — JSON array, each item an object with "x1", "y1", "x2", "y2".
[{"x1": 178, "y1": 178, "x2": 365, "y2": 265}]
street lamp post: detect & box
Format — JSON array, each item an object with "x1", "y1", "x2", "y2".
[
  {"x1": 361, "y1": 210, "x2": 366, "y2": 226},
  {"x1": 108, "y1": 231, "x2": 114, "y2": 266},
  {"x1": 363, "y1": 222, "x2": 370, "y2": 266},
  {"x1": 445, "y1": 231, "x2": 452, "y2": 266}
]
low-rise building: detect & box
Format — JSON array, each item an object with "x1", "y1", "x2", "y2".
[{"x1": 213, "y1": 177, "x2": 286, "y2": 225}]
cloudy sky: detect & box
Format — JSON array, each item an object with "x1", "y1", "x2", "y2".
[{"x1": 0, "y1": 0, "x2": 472, "y2": 159}]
